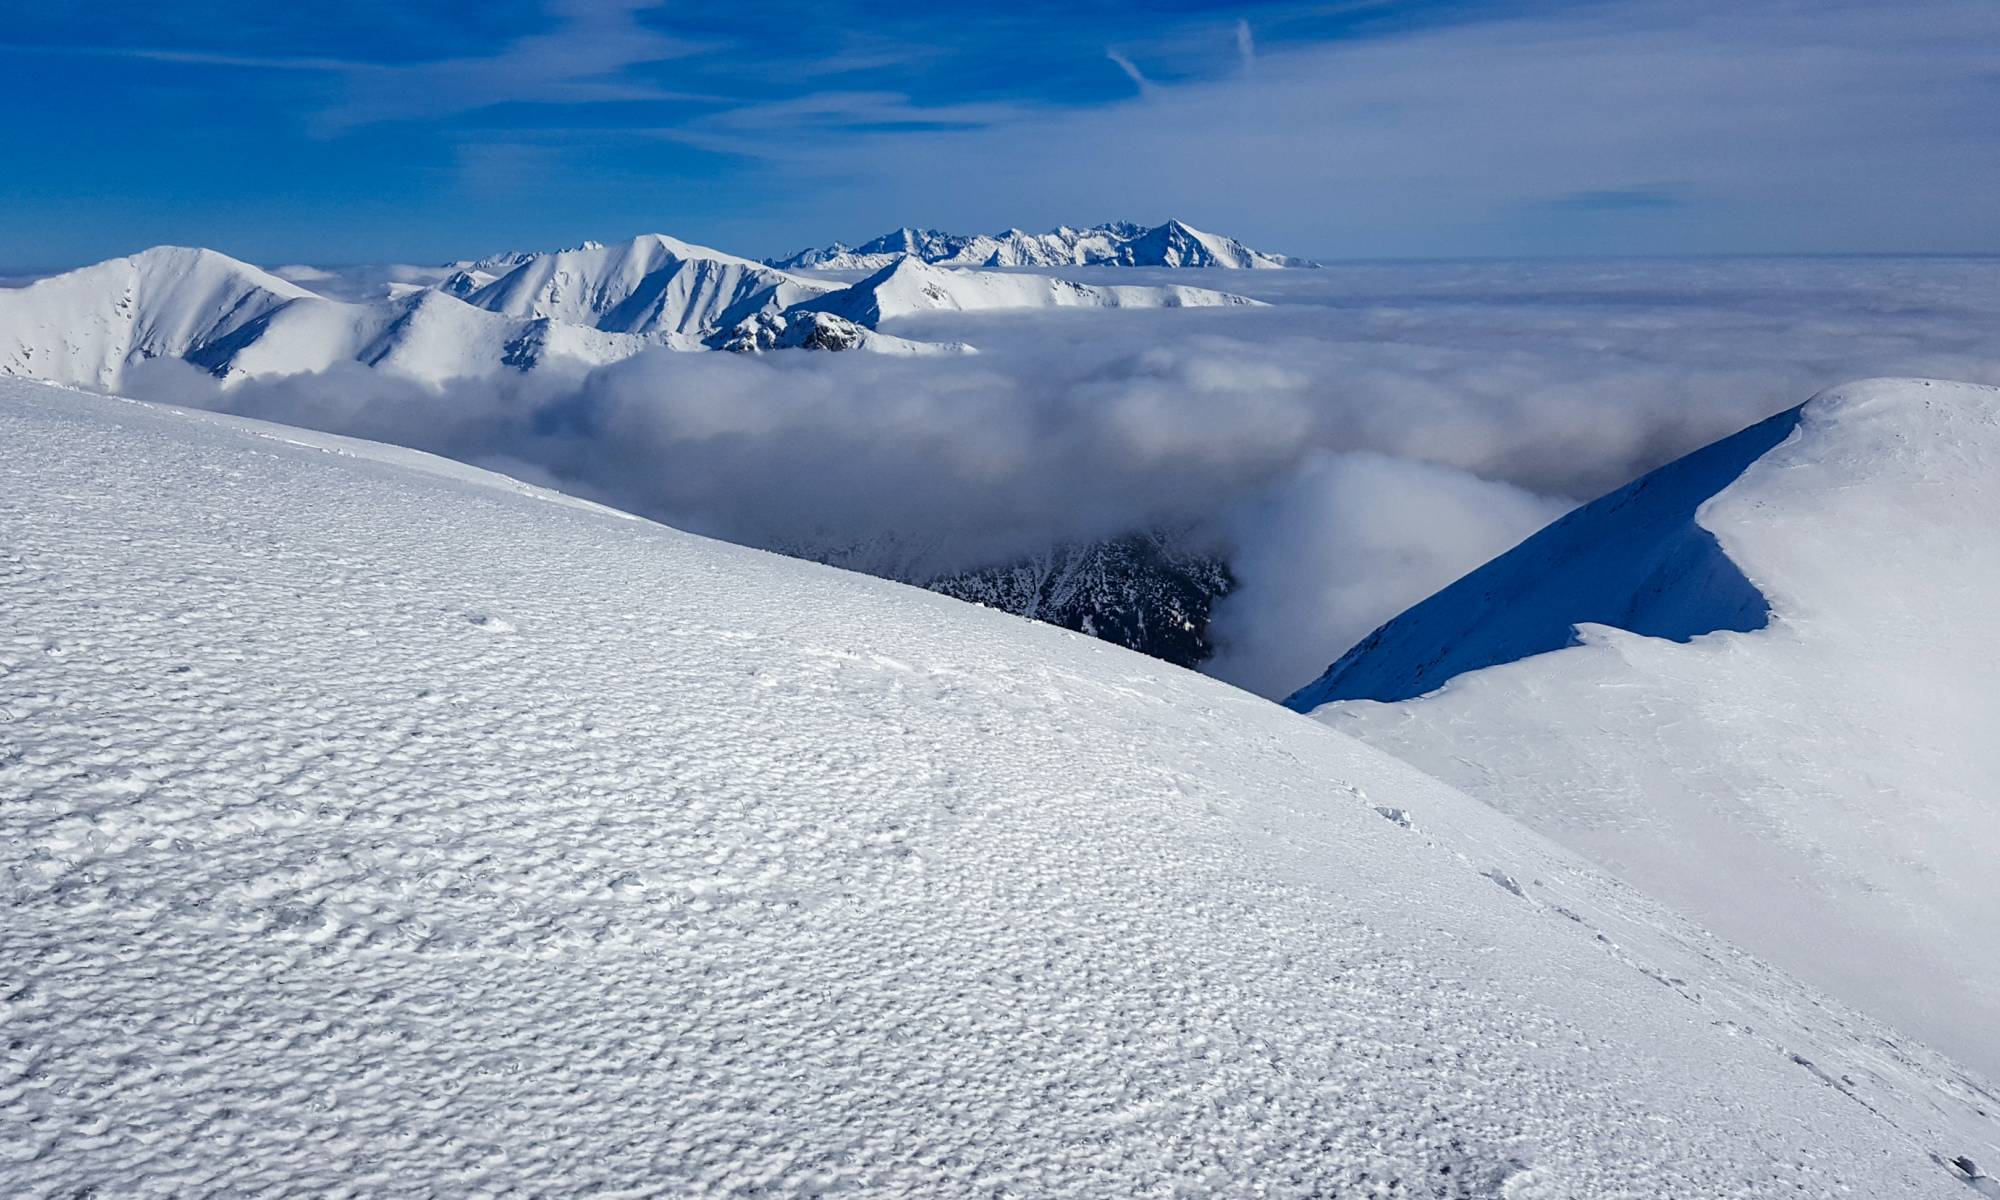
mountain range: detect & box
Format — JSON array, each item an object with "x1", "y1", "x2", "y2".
[{"x1": 767, "y1": 219, "x2": 1320, "y2": 271}]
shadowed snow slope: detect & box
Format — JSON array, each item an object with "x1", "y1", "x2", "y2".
[
  {"x1": 1296, "y1": 378, "x2": 2000, "y2": 1079},
  {"x1": 4, "y1": 378, "x2": 1997, "y2": 1196},
  {"x1": 1286, "y1": 407, "x2": 1803, "y2": 708}
]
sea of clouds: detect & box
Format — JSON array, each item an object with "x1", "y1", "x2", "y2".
[{"x1": 125, "y1": 255, "x2": 2000, "y2": 698}]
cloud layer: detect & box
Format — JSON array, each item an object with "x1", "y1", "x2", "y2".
[{"x1": 125, "y1": 255, "x2": 2000, "y2": 696}]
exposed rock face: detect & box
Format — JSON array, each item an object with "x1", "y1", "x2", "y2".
[{"x1": 926, "y1": 531, "x2": 1233, "y2": 670}]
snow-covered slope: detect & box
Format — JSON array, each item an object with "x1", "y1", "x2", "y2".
[
  {"x1": 769, "y1": 219, "x2": 1317, "y2": 271},
  {"x1": 0, "y1": 247, "x2": 318, "y2": 388},
  {"x1": 1293, "y1": 377, "x2": 2000, "y2": 1079},
  {"x1": 800, "y1": 256, "x2": 1262, "y2": 325},
  {"x1": 463, "y1": 233, "x2": 835, "y2": 340},
  {"x1": 186, "y1": 287, "x2": 651, "y2": 384},
  {"x1": 4, "y1": 376, "x2": 1998, "y2": 1196}
]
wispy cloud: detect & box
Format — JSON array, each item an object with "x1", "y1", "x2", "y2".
[
  {"x1": 8, "y1": 0, "x2": 2000, "y2": 263},
  {"x1": 651, "y1": 90, "x2": 1032, "y2": 159},
  {"x1": 747, "y1": 0, "x2": 2000, "y2": 257},
  {"x1": 1105, "y1": 49, "x2": 1154, "y2": 96},
  {"x1": 315, "y1": 0, "x2": 712, "y2": 130},
  {"x1": 12, "y1": 0, "x2": 715, "y2": 130}
]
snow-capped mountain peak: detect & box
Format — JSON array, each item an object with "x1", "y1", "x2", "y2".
[
  {"x1": 766, "y1": 219, "x2": 1317, "y2": 271},
  {"x1": 1114, "y1": 218, "x2": 1301, "y2": 269},
  {"x1": 0, "y1": 245, "x2": 318, "y2": 388},
  {"x1": 461, "y1": 232, "x2": 836, "y2": 338}
]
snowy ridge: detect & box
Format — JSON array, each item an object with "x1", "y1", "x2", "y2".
[
  {"x1": 192, "y1": 286, "x2": 657, "y2": 384},
  {"x1": 800, "y1": 255, "x2": 1262, "y2": 325},
  {"x1": 461, "y1": 233, "x2": 836, "y2": 338},
  {"x1": 436, "y1": 242, "x2": 598, "y2": 299},
  {"x1": 1296, "y1": 377, "x2": 2000, "y2": 1079},
  {"x1": 2, "y1": 376, "x2": 1996, "y2": 1196},
  {"x1": 0, "y1": 247, "x2": 316, "y2": 389},
  {"x1": 768, "y1": 219, "x2": 1318, "y2": 271}
]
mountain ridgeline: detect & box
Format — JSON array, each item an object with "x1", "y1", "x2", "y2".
[
  {"x1": 0, "y1": 230, "x2": 1273, "y2": 669},
  {"x1": 767, "y1": 219, "x2": 1319, "y2": 272}
]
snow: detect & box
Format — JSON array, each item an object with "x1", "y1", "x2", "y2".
[
  {"x1": 462, "y1": 233, "x2": 837, "y2": 338},
  {"x1": 768, "y1": 219, "x2": 1316, "y2": 271},
  {"x1": 0, "y1": 247, "x2": 315, "y2": 389},
  {"x1": 1, "y1": 236, "x2": 1258, "y2": 385},
  {"x1": 3, "y1": 375, "x2": 1997, "y2": 1196},
  {"x1": 1286, "y1": 408, "x2": 1803, "y2": 708},
  {"x1": 1294, "y1": 377, "x2": 2000, "y2": 1080},
  {"x1": 801, "y1": 256, "x2": 1262, "y2": 326},
  {"x1": 201, "y1": 288, "x2": 654, "y2": 386}
]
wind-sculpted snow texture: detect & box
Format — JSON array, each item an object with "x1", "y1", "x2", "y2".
[
  {"x1": 3, "y1": 378, "x2": 1997, "y2": 1197},
  {"x1": 1301, "y1": 378, "x2": 2000, "y2": 1080}
]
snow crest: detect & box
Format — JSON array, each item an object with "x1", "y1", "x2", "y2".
[{"x1": 1301, "y1": 377, "x2": 2000, "y2": 1079}]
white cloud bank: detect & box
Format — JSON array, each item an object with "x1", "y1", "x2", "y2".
[{"x1": 124, "y1": 255, "x2": 2000, "y2": 696}]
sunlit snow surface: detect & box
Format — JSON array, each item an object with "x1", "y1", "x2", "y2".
[
  {"x1": 1303, "y1": 378, "x2": 2000, "y2": 1082},
  {"x1": 3, "y1": 378, "x2": 1998, "y2": 1196}
]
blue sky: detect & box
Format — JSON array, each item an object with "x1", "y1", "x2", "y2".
[{"x1": 5, "y1": 0, "x2": 1999, "y2": 268}]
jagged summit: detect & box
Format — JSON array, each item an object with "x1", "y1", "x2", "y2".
[
  {"x1": 767, "y1": 219, "x2": 1317, "y2": 271},
  {"x1": 802, "y1": 254, "x2": 1262, "y2": 325}
]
